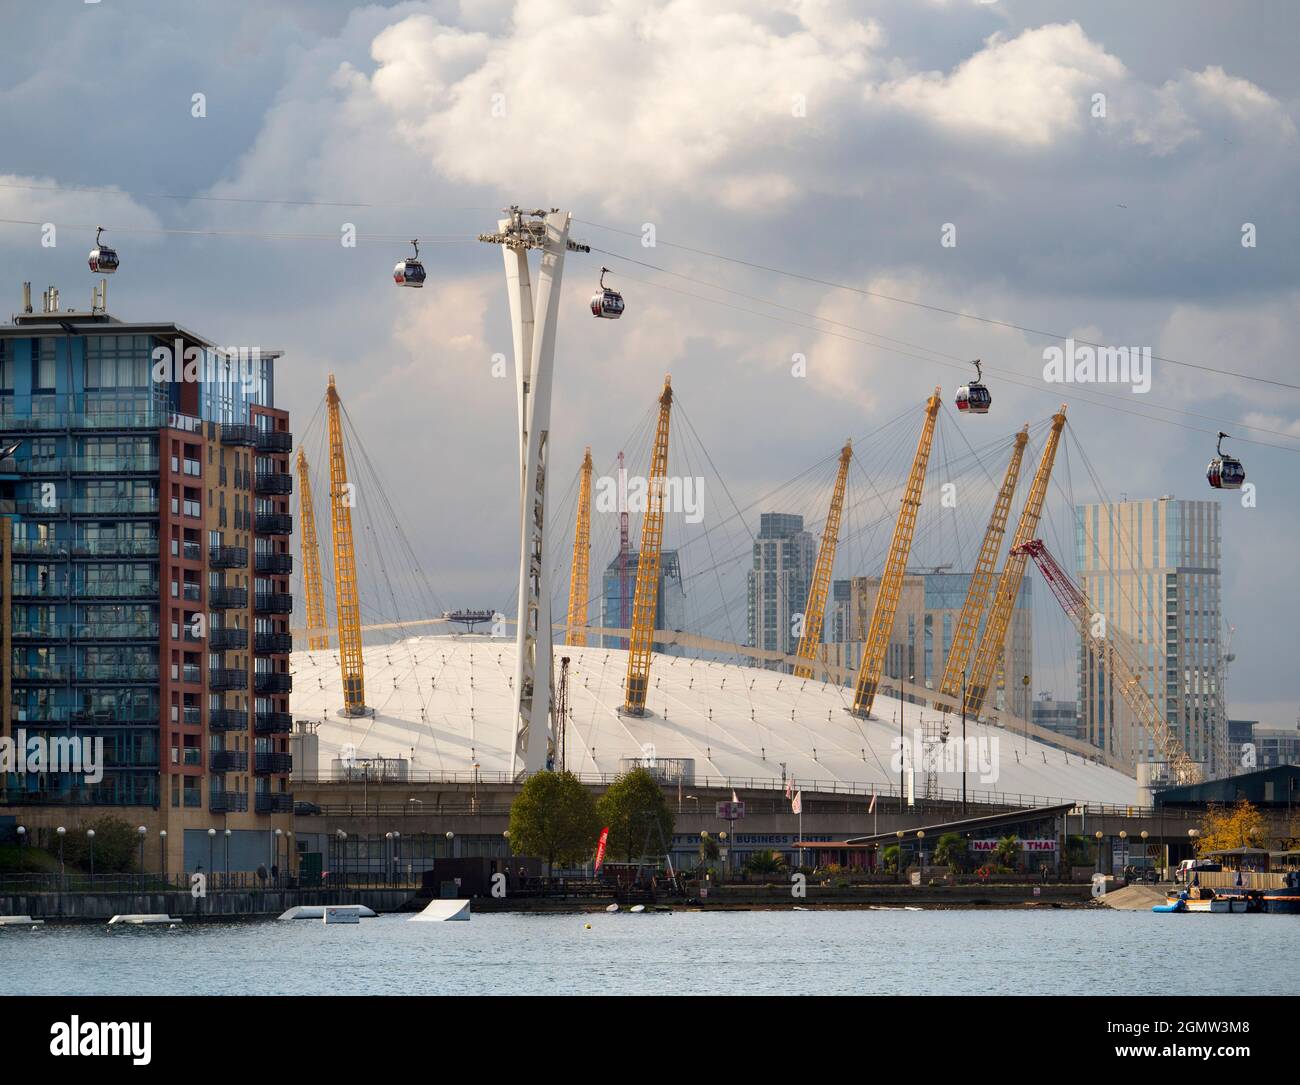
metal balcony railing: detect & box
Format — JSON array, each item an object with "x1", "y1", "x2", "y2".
[
  {"x1": 254, "y1": 632, "x2": 293, "y2": 654},
  {"x1": 209, "y1": 668, "x2": 249, "y2": 692},
  {"x1": 254, "y1": 472, "x2": 293, "y2": 496},
  {"x1": 254, "y1": 671, "x2": 292, "y2": 694},
  {"x1": 254, "y1": 592, "x2": 293, "y2": 615},
  {"x1": 209, "y1": 545, "x2": 249, "y2": 569},
  {"x1": 254, "y1": 711, "x2": 293, "y2": 735},
  {"x1": 255, "y1": 513, "x2": 292, "y2": 535},
  {"x1": 254, "y1": 551, "x2": 293, "y2": 575},
  {"x1": 209, "y1": 587, "x2": 248, "y2": 609},
  {"x1": 255, "y1": 752, "x2": 293, "y2": 775}
]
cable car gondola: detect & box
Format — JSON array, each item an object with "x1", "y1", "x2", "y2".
[
  {"x1": 393, "y1": 239, "x2": 426, "y2": 288},
  {"x1": 87, "y1": 226, "x2": 118, "y2": 275},
  {"x1": 590, "y1": 267, "x2": 624, "y2": 319},
  {"x1": 1207, "y1": 431, "x2": 1245, "y2": 490},
  {"x1": 955, "y1": 358, "x2": 991, "y2": 414}
]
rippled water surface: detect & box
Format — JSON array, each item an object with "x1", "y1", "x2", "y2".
[{"x1": 2, "y1": 909, "x2": 1296, "y2": 996}]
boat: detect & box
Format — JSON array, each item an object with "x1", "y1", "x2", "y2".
[{"x1": 1152, "y1": 900, "x2": 1185, "y2": 913}]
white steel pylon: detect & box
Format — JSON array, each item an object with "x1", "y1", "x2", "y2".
[{"x1": 479, "y1": 207, "x2": 589, "y2": 777}]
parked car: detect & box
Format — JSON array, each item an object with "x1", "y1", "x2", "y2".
[{"x1": 294, "y1": 801, "x2": 323, "y2": 816}]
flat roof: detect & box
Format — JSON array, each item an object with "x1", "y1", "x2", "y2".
[
  {"x1": 0, "y1": 315, "x2": 281, "y2": 358},
  {"x1": 791, "y1": 803, "x2": 1076, "y2": 848}
]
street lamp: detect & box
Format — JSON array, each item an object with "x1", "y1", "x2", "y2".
[
  {"x1": 160, "y1": 830, "x2": 168, "y2": 884},
  {"x1": 56, "y1": 826, "x2": 66, "y2": 883},
  {"x1": 719, "y1": 830, "x2": 729, "y2": 876},
  {"x1": 224, "y1": 828, "x2": 231, "y2": 883},
  {"x1": 1094, "y1": 830, "x2": 1104, "y2": 874},
  {"x1": 87, "y1": 829, "x2": 96, "y2": 880},
  {"x1": 337, "y1": 830, "x2": 348, "y2": 887},
  {"x1": 445, "y1": 830, "x2": 454, "y2": 860},
  {"x1": 393, "y1": 831, "x2": 401, "y2": 884},
  {"x1": 208, "y1": 828, "x2": 216, "y2": 879},
  {"x1": 15, "y1": 826, "x2": 25, "y2": 872},
  {"x1": 895, "y1": 829, "x2": 904, "y2": 884},
  {"x1": 916, "y1": 830, "x2": 926, "y2": 872},
  {"x1": 385, "y1": 832, "x2": 394, "y2": 885},
  {"x1": 137, "y1": 825, "x2": 147, "y2": 881},
  {"x1": 274, "y1": 828, "x2": 283, "y2": 885}
]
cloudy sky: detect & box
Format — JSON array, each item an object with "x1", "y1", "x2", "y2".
[{"x1": 2, "y1": 0, "x2": 1297, "y2": 725}]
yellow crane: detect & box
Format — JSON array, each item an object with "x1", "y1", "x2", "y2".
[
  {"x1": 623, "y1": 376, "x2": 673, "y2": 715},
  {"x1": 933, "y1": 425, "x2": 1028, "y2": 710},
  {"x1": 325, "y1": 374, "x2": 366, "y2": 715},
  {"x1": 565, "y1": 447, "x2": 594, "y2": 647},
  {"x1": 1016, "y1": 538, "x2": 1201, "y2": 785},
  {"x1": 793, "y1": 440, "x2": 852, "y2": 680},
  {"x1": 963, "y1": 406, "x2": 1067, "y2": 718},
  {"x1": 851, "y1": 388, "x2": 942, "y2": 717},
  {"x1": 296, "y1": 447, "x2": 329, "y2": 650}
]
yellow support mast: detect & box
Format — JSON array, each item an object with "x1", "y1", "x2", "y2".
[
  {"x1": 296, "y1": 447, "x2": 329, "y2": 651},
  {"x1": 934, "y1": 425, "x2": 1028, "y2": 709},
  {"x1": 964, "y1": 406, "x2": 1067, "y2": 718},
  {"x1": 793, "y1": 440, "x2": 852, "y2": 680},
  {"x1": 565, "y1": 447, "x2": 594, "y2": 647},
  {"x1": 623, "y1": 377, "x2": 673, "y2": 716},
  {"x1": 851, "y1": 388, "x2": 942, "y2": 717},
  {"x1": 325, "y1": 374, "x2": 367, "y2": 715}
]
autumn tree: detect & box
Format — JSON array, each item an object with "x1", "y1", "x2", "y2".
[
  {"x1": 596, "y1": 767, "x2": 674, "y2": 863},
  {"x1": 1196, "y1": 800, "x2": 1267, "y2": 853}
]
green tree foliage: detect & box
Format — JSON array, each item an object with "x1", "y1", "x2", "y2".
[
  {"x1": 994, "y1": 834, "x2": 1020, "y2": 868},
  {"x1": 597, "y1": 768, "x2": 675, "y2": 863},
  {"x1": 507, "y1": 771, "x2": 601, "y2": 873},
  {"x1": 743, "y1": 848, "x2": 787, "y2": 875},
  {"x1": 697, "y1": 832, "x2": 720, "y2": 871},
  {"x1": 881, "y1": 844, "x2": 900, "y2": 874},
  {"x1": 932, "y1": 832, "x2": 967, "y2": 869},
  {"x1": 63, "y1": 816, "x2": 139, "y2": 872}
]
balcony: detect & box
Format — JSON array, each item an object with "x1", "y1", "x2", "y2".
[
  {"x1": 211, "y1": 750, "x2": 248, "y2": 774},
  {"x1": 12, "y1": 622, "x2": 70, "y2": 640},
  {"x1": 69, "y1": 455, "x2": 159, "y2": 474},
  {"x1": 209, "y1": 627, "x2": 248, "y2": 650},
  {"x1": 254, "y1": 592, "x2": 293, "y2": 615},
  {"x1": 254, "y1": 711, "x2": 293, "y2": 735},
  {"x1": 182, "y1": 706, "x2": 202, "y2": 726},
  {"x1": 70, "y1": 496, "x2": 159, "y2": 516},
  {"x1": 255, "y1": 793, "x2": 293, "y2": 814},
  {"x1": 220, "y1": 424, "x2": 256, "y2": 447},
  {"x1": 72, "y1": 538, "x2": 158, "y2": 558},
  {"x1": 254, "y1": 472, "x2": 293, "y2": 496},
  {"x1": 181, "y1": 540, "x2": 202, "y2": 562},
  {"x1": 10, "y1": 538, "x2": 70, "y2": 558},
  {"x1": 208, "y1": 587, "x2": 248, "y2": 609},
  {"x1": 256, "y1": 429, "x2": 293, "y2": 453},
  {"x1": 73, "y1": 621, "x2": 159, "y2": 639},
  {"x1": 255, "y1": 551, "x2": 293, "y2": 575},
  {"x1": 73, "y1": 580, "x2": 160, "y2": 599},
  {"x1": 181, "y1": 664, "x2": 201, "y2": 684},
  {"x1": 254, "y1": 671, "x2": 292, "y2": 695},
  {"x1": 71, "y1": 706, "x2": 158, "y2": 725},
  {"x1": 254, "y1": 752, "x2": 293, "y2": 775},
  {"x1": 255, "y1": 513, "x2": 292, "y2": 535},
  {"x1": 209, "y1": 668, "x2": 249, "y2": 692},
  {"x1": 11, "y1": 580, "x2": 69, "y2": 598},
  {"x1": 80, "y1": 663, "x2": 160, "y2": 683},
  {"x1": 210, "y1": 790, "x2": 249, "y2": 814},
  {"x1": 254, "y1": 631, "x2": 293, "y2": 654},
  {"x1": 209, "y1": 708, "x2": 249, "y2": 733},
  {"x1": 11, "y1": 664, "x2": 69, "y2": 682},
  {"x1": 209, "y1": 545, "x2": 248, "y2": 569}
]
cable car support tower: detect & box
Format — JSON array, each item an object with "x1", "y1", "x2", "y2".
[{"x1": 478, "y1": 207, "x2": 589, "y2": 776}]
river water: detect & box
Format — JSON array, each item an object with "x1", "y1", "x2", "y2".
[{"x1": 1, "y1": 909, "x2": 1294, "y2": 996}]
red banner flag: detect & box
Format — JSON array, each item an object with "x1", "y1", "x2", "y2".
[{"x1": 594, "y1": 827, "x2": 610, "y2": 874}]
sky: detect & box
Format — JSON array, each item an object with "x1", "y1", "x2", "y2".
[{"x1": 1, "y1": 0, "x2": 1296, "y2": 726}]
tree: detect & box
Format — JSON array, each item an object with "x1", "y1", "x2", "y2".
[
  {"x1": 596, "y1": 767, "x2": 675, "y2": 863},
  {"x1": 507, "y1": 771, "x2": 601, "y2": 874},
  {"x1": 881, "y1": 844, "x2": 900, "y2": 874},
  {"x1": 932, "y1": 832, "x2": 967, "y2": 870},
  {"x1": 993, "y1": 834, "x2": 1019, "y2": 868},
  {"x1": 1196, "y1": 800, "x2": 1266, "y2": 853},
  {"x1": 697, "y1": 832, "x2": 720, "y2": 873},
  {"x1": 63, "y1": 816, "x2": 138, "y2": 872},
  {"x1": 743, "y1": 848, "x2": 786, "y2": 875}
]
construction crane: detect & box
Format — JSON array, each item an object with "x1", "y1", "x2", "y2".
[
  {"x1": 1015, "y1": 538, "x2": 1201, "y2": 786},
  {"x1": 623, "y1": 376, "x2": 673, "y2": 715},
  {"x1": 964, "y1": 407, "x2": 1066, "y2": 718},
  {"x1": 296, "y1": 447, "x2": 329, "y2": 651},
  {"x1": 565, "y1": 447, "x2": 594, "y2": 647},
  {"x1": 325, "y1": 374, "x2": 367, "y2": 716},
  {"x1": 793, "y1": 440, "x2": 852, "y2": 680},
  {"x1": 851, "y1": 388, "x2": 942, "y2": 717},
  {"x1": 934, "y1": 425, "x2": 1028, "y2": 710}
]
